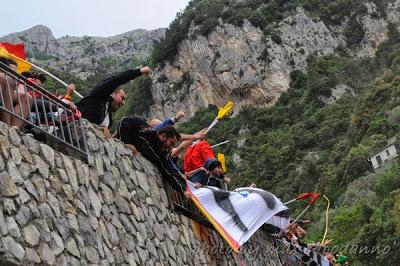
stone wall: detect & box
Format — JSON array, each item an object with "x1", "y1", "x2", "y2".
[{"x1": 0, "y1": 120, "x2": 282, "y2": 265}]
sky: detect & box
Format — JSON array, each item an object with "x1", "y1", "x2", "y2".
[{"x1": 1, "y1": 0, "x2": 191, "y2": 38}]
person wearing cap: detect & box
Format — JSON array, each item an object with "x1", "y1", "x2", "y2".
[{"x1": 189, "y1": 158, "x2": 227, "y2": 189}]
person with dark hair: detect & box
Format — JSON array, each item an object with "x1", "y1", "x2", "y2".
[
  {"x1": 117, "y1": 115, "x2": 203, "y2": 196},
  {"x1": 189, "y1": 158, "x2": 228, "y2": 189},
  {"x1": 0, "y1": 57, "x2": 33, "y2": 129},
  {"x1": 77, "y1": 66, "x2": 151, "y2": 137}
]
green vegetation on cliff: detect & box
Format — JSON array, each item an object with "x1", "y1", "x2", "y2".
[{"x1": 177, "y1": 24, "x2": 400, "y2": 265}]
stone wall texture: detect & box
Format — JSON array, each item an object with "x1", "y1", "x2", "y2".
[{"x1": 0, "y1": 120, "x2": 282, "y2": 265}]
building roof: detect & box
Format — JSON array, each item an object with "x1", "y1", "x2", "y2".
[{"x1": 368, "y1": 142, "x2": 398, "y2": 159}]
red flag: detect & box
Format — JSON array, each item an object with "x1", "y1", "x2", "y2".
[
  {"x1": 296, "y1": 192, "x2": 321, "y2": 206},
  {"x1": 0, "y1": 43, "x2": 31, "y2": 73},
  {"x1": 0, "y1": 43, "x2": 26, "y2": 59}
]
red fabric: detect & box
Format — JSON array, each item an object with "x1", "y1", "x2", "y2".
[
  {"x1": 0, "y1": 43, "x2": 26, "y2": 59},
  {"x1": 26, "y1": 78, "x2": 41, "y2": 98},
  {"x1": 184, "y1": 140, "x2": 215, "y2": 173},
  {"x1": 296, "y1": 192, "x2": 321, "y2": 206}
]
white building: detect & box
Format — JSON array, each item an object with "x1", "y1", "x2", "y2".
[{"x1": 368, "y1": 142, "x2": 399, "y2": 170}]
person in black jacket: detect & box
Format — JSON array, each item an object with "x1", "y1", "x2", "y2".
[
  {"x1": 117, "y1": 115, "x2": 191, "y2": 197},
  {"x1": 76, "y1": 66, "x2": 151, "y2": 136}
]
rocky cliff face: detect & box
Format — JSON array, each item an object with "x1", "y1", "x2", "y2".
[
  {"x1": 0, "y1": 25, "x2": 165, "y2": 80},
  {"x1": 148, "y1": 1, "x2": 400, "y2": 119}
]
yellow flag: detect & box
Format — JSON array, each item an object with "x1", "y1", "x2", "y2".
[
  {"x1": 0, "y1": 46, "x2": 32, "y2": 73},
  {"x1": 217, "y1": 153, "x2": 227, "y2": 173},
  {"x1": 217, "y1": 101, "x2": 234, "y2": 120}
]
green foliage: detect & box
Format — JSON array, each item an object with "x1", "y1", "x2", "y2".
[
  {"x1": 177, "y1": 30, "x2": 400, "y2": 264},
  {"x1": 40, "y1": 68, "x2": 92, "y2": 99},
  {"x1": 113, "y1": 76, "x2": 154, "y2": 123},
  {"x1": 344, "y1": 15, "x2": 365, "y2": 49}
]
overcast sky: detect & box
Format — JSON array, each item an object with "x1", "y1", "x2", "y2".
[{"x1": 1, "y1": 0, "x2": 191, "y2": 38}]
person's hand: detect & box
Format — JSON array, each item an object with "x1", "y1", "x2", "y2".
[
  {"x1": 126, "y1": 144, "x2": 137, "y2": 155},
  {"x1": 223, "y1": 176, "x2": 231, "y2": 184},
  {"x1": 195, "y1": 182, "x2": 202, "y2": 189},
  {"x1": 140, "y1": 66, "x2": 151, "y2": 75},
  {"x1": 101, "y1": 127, "x2": 111, "y2": 138},
  {"x1": 184, "y1": 190, "x2": 192, "y2": 199},
  {"x1": 198, "y1": 167, "x2": 207, "y2": 172},
  {"x1": 193, "y1": 131, "x2": 205, "y2": 140},
  {"x1": 66, "y1": 83, "x2": 76, "y2": 95},
  {"x1": 68, "y1": 102, "x2": 77, "y2": 111},
  {"x1": 175, "y1": 111, "x2": 185, "y2": 122}
]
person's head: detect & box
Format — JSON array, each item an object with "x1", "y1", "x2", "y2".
[
  {"x1": 204, "y1": 158, "x2": 223, "y2": 176},
  {"x1": 157, "y1": 125, "x2": 181, "y2": 151},
  {"x1": 21, "y1": 71, "x2": 34, "y2": 79},
  {"x1": 148, "y1": 119, "x2": 162, "y2": 128},
  {"x1": 110, "y1": 87, "x2": 126, "y2": 112},
  {"x1": 32, "y1": 73, "x2": 46, "y2": 85},
  {"x1": 0, "y1": 57, "x2": 17, "y2": 71}
]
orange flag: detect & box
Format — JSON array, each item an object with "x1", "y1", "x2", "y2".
[{"x1": 0, "y1": 43, "x2": 32, "y2": 73}]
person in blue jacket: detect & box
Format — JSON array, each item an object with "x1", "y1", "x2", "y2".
[
  {"x1": 189, "y1": 158, "x2": 225, "y2": 188},
  {"x1": 149, "y1": 111, "x2": 185, "y2": 131}
]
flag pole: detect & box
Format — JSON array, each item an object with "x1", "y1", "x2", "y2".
[
  {"x1": 8, "y1": 53, "x2": 84, "y2": 99},
  {"x1": 211, "y1": 140, "x2": 230, "y2": 148},
  {"x1": 284, "y1": 198, "x2": 298, "y2": 205},
  {"x1": 292, "y1": 205, "x2": 311, "y2": 223},
  {"x1": 30, "y1": 63, "x2": 84, "y2": 99}
]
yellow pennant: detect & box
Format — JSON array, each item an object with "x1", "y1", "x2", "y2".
[
  {"x1": 217, "y1": 101, "x2": 234, "y2": 120},
  {"x1": 217, "y1": 153, "x2": 227, "y2": 173}
]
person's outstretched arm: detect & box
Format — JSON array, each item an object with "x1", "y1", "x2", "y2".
[{"x1": 90, "y1": 66, "x2": 151, "y2": 98}]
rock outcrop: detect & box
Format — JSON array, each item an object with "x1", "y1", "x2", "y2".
[
  {"x1": 148, "y1": 1, "x2": 400, "y2": 119},
  {"x1": 0, "y1": 25, "x2": 165, "y2": 80}
]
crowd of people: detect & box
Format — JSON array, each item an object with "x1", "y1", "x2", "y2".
[
  {"x1": 0, "y1": 59, "x2": 230, "y2": 197},
  {"x1": 0, "y1": 56, "x2": 78, "y2": 140}
]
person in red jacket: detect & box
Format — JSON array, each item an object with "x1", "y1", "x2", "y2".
[{"x1": 183, "y1": 140, "x2": 215, "y2": 174}]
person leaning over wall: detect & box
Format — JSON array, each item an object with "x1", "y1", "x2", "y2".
[
  {"x1": 189, "y1": 158, "x2": 228, "y2": 189},
  {"x1": 0, "y1": 57, "x2": 33, "y2": 129},
  {"x1": 116, "y1": 115, "x2": 204, "y2": 198},
  {"x1": 76, "y1": 66, "x2": 151, "y2": 137},
  {"x1": 183, "y1": 139, "x2": 215, "y2": 174}
]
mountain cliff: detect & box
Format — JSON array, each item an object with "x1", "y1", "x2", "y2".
[
  {"x1": 146, "y1": 0, "x2": 400, "y2": 118},
  {"x1": 0, "y1": 25, "x2": 165, "y2": 80}
]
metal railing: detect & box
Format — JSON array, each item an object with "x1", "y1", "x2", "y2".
[
  {"x1": 0, "y1": 62, "x2": 88, "y2": 161},
  {"x1": 164, "y1": 182, "x2": 213, "y2": 228}
]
